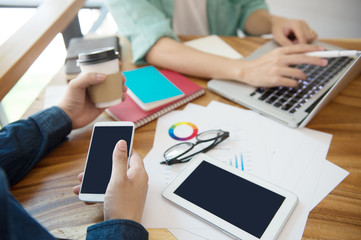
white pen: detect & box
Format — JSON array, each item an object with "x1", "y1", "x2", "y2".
[{"x1": 306, "y1": 50, "x2": 361, "y2": 58}]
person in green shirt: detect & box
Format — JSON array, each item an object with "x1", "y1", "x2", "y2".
[{"x1": 106, "y1": 0, "x2": 327, "y2": 88}]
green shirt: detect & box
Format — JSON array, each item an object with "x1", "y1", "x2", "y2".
[{"x1": 106, "y1": 0, "x2": 268, "y2": 65}]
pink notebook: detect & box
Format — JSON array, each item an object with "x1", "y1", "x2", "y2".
[{"x1": 106, "y1": 69, "x2": 205, "y2": 128}]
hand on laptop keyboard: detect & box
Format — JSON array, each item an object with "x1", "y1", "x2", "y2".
[
  {"x1": 250, "y1": 56, "x2": 353, "y2": 114},
  {"x1": 239, "y1": 44, "x2": 328, "y2": 88}
]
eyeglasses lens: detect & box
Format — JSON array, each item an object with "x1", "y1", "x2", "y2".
[
  {"x1": 164, "y1": 142, "x2": 193, "y2": 160},
  {"x1": 197, "y1": 130, "x2": 223, "y2": 141}
]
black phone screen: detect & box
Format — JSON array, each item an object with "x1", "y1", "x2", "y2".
[{"x1": 81, "y1": 125, "x2": 133, "y2": 194}]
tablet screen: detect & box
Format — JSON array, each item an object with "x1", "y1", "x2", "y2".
[{"x1": 174, "y1": 161, "x2": 285, "y2": 238}]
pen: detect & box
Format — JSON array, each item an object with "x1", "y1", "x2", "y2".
[{"x1": 305, "y1": 50, "x2": 361, "y2": 58}]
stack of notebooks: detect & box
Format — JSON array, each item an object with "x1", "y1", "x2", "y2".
[{"x1": 106, "y1": 66, "x2": 205, "y2": 128}]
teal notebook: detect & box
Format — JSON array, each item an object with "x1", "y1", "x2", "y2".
[{"x1": 124, "y1": 66, "x2": 185, "y2": 111}]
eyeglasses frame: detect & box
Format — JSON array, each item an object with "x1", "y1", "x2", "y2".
[{"x1": 161, "y1": 129, "x2": 229, "y2": 165}]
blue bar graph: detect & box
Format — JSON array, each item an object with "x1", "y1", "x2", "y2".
[
  {"x1": 235, "y1": 155, "x2": 239, "y2": 168},
  {"x1": 230, "y1": 153, "x2": 245, "y2": 171}
]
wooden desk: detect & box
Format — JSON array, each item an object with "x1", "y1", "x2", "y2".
[{"x1": 12, "y1": 37, "x2": 361, "y2": 239}]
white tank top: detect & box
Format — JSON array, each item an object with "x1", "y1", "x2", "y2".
[{"x1": 173, "y1": 0, "x2": 209, "y2": 35}]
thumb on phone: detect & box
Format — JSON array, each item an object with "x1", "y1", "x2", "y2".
[{"x1": 110, "y1": 140, "x2": 128, "y2": 182}]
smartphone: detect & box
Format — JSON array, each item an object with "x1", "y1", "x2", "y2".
[{"x1": 79, "y1": 121, "x2": 135, "y2": 202}]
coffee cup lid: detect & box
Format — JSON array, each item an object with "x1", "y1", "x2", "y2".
[{"x1": 77, "y1": 47, "x2": 119, "y2": 65}]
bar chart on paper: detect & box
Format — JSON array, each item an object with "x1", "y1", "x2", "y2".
[
  {"x1": 229, "y1": 153, "x2": 245, "y2": 170},
  {"x1": 227, "y1": 151, "x2": 254, "y2": 173},
  {"x1": 206, "y1": 121, "x2": 256, "y2": 174}
]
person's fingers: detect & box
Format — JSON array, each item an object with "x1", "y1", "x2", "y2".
[
  {"x1": 78, "y1": 172, "x2": 84, "y2": 182},
  {"x1": 276, "y1": 28, "x2": 294, "y2": 46},
  {"x1": 271, "y1": 76, "x2": 299, "y2": 88},
  {"x1": 72, "y1": 185, "x2": 96, "y2": 204},
  {"x1": 73, "y1": 185, "x2": 81, "y2": 195},
  {"x1": 282, "y1": 54, "x2": 328, "y2": 67},
  {"x1": 69, "y1": 72, "x2": 106, "y2": 89},
  {"x1": 280, "y1": 67, "x2": 307, "y2": 81},
  {"x1": 73, "y1": 175, "x2": 96, "y2": 205},
  {"x1": 306, "y1": 28, "x2": 317, "y2": 43},
  {"x1": 74, "y1": 172, "x2": 83, "y2": 195},
  {"x1": 111, "y1": 140, "x2": 128, "y2": 182},
  {"x1": 121, "y1": 74, "x2": 128, "y2": 101},
  {"x1": 291, "y1": 22, "x2": 308, "y2": 45},
  {"x1": 127, "y1": 150, "x2": 146, "y2": 173},
  {"x1": 122, "y1": 75, "x2": 128, "y2": 92},
  {"x1": 278, "y1": 44, "x2": 324, "y2": 55},
  {"x1": 292, "y1": 30, "x2": 306, "y2": 44}
]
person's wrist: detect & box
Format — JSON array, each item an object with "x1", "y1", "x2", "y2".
[
  {"x1": 57, "y1": 103, "x2": 75, "y2": 125},
  {"x1": 232, "y1": 60, "x2": 248, "y2": 85},
  {"x1": 270, "y1": 15, "x2": 281, "y2": 26}
]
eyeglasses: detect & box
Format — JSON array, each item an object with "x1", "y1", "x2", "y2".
[{"x1": 161, "y1": 129, "x2": 229, "y2": 165}]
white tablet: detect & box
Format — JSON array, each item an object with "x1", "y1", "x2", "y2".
[{"x1": 162, "y1": 153, "x2": 298, "y2": 240}]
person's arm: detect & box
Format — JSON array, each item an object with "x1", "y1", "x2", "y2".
[
  {"x1": 0, "y1": 168, "x2": 56, "y2": 240},
  {"x1": 146, "y1": 37, "x2": 327, "y2": 88},
  {"x1": 0, "y1": 106, "x2": 72, "y2": 186},
  {"x1": 243, "y1": 9, "x2": 317, "y2": 46},
  {"x1": 0, "y1": 72, "x2": 126, "y2": 186},
  {"x1": 146, "y1": 37, "x2": 242, "y2": 81}
]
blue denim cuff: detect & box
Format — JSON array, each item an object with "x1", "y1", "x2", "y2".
[
  {"x1": 87, "y1": 219, "x2": 149, "y2": 240},
  {"x1": 29, "y1": 106, "x2": 72, "y2": 150}
]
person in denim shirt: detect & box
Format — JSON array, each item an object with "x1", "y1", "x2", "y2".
[
  {"x1": 106, "y1": 0, "x2": 327, "y2": 88},
  {"x1": 0, "y1": 72, "x2": 149, "y2": 240}
]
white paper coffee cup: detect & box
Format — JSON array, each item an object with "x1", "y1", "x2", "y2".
[{"x1": 77, "y1": 47, "x2": 123, "y2": 108}]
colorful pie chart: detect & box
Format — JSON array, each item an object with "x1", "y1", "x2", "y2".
[{"x1": 168, "y1": 122, "x2": 198, "y2": 141}]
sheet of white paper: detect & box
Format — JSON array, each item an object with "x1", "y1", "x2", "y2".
[
  {"x1": 184, "y1": 35, "x2": 243, "y2": 59},
  {"x1": 278, "y1": 158, "x2": 349, "y2": 239},
  {"x1": 167, "y1": 229, "x2": 206, "y2": 240},
  {"x1": 183, "y1": 102, "x2": 207, "y2": 111},
  {"x1": 168, "y1": 228, "x2": 234, "y2": 240},
  {"x1": 311, "y1": 159, "x2": 349, "y2": 210}
]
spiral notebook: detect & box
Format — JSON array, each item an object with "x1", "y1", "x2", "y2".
[{"x1": 106, "y1": 69, "x2": 205, "y2": 128}]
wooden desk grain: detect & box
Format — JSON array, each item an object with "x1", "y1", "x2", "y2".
[{"x1": 12, "y1": 37, "x2": 361, "y2": 239}]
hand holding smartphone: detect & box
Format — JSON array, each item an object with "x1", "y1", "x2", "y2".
[{"x1": 79, "y1": 121, "x2": 134, "y2": 202}]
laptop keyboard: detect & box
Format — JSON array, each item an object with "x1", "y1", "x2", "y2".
[{"x1": 250, "y1": 57, "x2": 353, "y2": 114}]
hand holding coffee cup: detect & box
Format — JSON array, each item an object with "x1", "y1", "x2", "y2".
[{"x1": 77, "y1": 47, "x2": 123, "y2": 108}]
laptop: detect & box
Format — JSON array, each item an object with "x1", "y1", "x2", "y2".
[{"x1": 207, "y1": 40, "x2": 361, "y2": 128}]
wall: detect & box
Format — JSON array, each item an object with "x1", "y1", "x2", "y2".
[{"x1": 266, "y1": 0, "x2": 361, "y2": 38}]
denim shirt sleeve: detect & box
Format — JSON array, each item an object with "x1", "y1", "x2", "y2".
[
  {"x1": 87, "y1": 219, "x2": 149, "y2": 240},
  {"x1": 0, "y1": 168, "x2": 56, "y2": 240},
  {"x1": 105, "y1": 0, "x2": 179, "y2": 65},
  {"x1": 0, "y1": 106, "x2": 72, "y2": 186}
]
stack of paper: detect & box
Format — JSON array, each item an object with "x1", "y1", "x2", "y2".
[{"x1": 141, "y1": 100, "x2": 349, "y2": 240}]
